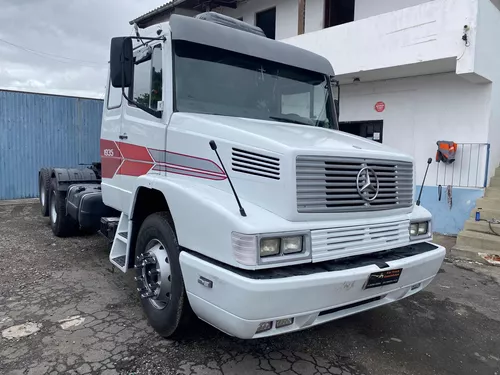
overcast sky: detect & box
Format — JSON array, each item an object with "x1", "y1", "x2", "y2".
[{"x1": 0, "y1": 0, "x2": 167, "y2": 98}]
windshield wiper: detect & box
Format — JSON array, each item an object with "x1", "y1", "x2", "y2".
[{"x1": 269, "y1": 115, "x2": 312, "y2": 126}]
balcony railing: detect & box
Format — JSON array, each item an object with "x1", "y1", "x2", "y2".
[{"x1": 435, "y1": 143, "x2": 491, "y2": 188}]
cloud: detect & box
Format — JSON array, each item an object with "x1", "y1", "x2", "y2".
[{"x1": 0, "y1": 0, "x2": 166, "y2": 98}]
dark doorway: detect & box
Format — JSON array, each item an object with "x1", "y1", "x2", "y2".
[
  {"x1": 339, "y1": 120, "x2": 383, "y2": 143},
  {"x1": 324, "y1": 0, "x2": 355, "y2": 28},
  {"x1": 256, "y1": 7, "x2": 276, "y2": 39}
]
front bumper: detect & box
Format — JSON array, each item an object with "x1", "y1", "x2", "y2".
[{"x1": 180, "y1": 242, "x2": 446, "y2": 339}]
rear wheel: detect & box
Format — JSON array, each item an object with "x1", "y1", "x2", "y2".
[
  {"x1": 49, "y1": 180, "x2": 77, "y2": 237},
  {"x1": 134, "y1": 212, "x2": 192, "y2": 338},
  {"x1": 39, "y1": 169, "x2": 51, "y2": 217}
]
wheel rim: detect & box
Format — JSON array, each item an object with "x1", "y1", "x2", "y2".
[
  {"x1": 136, "y1": 239, "x2": 172, "y2": 310},
  {"x1": 50, "y1": 192, "x2": 57, "y2": 224},
  {"x1": 40, "y1": 185, "x2": 45, "y2": 206}
]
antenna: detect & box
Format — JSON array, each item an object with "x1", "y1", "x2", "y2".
[
  {"x1": 416, "y1": 158, "x2": 433, "y2": 206},
  {"x1": 209, "y1": 140, "x2": 247, "y2": 217}
]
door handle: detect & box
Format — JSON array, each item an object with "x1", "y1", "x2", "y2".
[{"x1": 119, "y1": 134, "x2": 128, "y2": 140}]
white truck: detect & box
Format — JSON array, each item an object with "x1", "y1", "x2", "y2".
[{"x1": 38, "y1": 13, "x2": 445, "y2": 339}]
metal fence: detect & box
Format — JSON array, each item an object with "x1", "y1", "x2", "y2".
[
  {"x1": 435, "y1": 143, "x2": 490, "y2": 188},
  {"x1": 0, "y1": 90, "x2": 103, "y2": 200}
]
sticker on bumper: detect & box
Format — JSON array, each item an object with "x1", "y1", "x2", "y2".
[{"x1": 364, "y1": 268, "x2": 403, "y2": 289}]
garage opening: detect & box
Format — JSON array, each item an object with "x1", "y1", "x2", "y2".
[
  {"x1": 256, "y1": 7, "x2": 276, "y2": 39},
  {"x1": 339, "y1": 120, "x2": 383, "y2": 143},
  {"x1": 324, "y1": 0, "x2": 355, "y2": 28}
]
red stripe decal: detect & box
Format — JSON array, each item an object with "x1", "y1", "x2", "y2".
[
  {"x1": 100, "y1": 139, "x2": 123, "y2": 179},
  {"x1": 152, "y1": 165, "x2": 227, "y2": 180},
  {"x1": 100, "y1": 139, "x2": 226, "y2": 180},
  {"x1": 118, "y1": 161, "x2": 154, "y2": 177},
  {"x1": 118, "y1": 142, "x2": 154, "y2": 163}
]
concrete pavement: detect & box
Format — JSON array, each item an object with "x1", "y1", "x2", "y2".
[{"x1": 1, "y1": 203, "x2": 499, "y2": 375}]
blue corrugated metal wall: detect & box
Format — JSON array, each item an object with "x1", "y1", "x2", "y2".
[{"x1": 0, "y1": 90, "x2": 103, "y2": 200}]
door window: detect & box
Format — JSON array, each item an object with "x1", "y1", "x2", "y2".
[
  {"x1": 107, "y1": 81, "x2": 122, "y2": 109},
  {"x1": 131, "y1": 45, "x2": 163, "y2": 110}
]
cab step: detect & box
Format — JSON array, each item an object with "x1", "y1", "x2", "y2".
[
  {"x1": 111, "y1": 255, "x2": 126, "y2": 267},
  {"x1": 109, "y1": 213, "x2": 131, "y2": 273}
]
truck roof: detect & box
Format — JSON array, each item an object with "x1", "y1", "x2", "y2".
[{"x1": 168, "y1": 14, "x2": 335, "y2": 77}]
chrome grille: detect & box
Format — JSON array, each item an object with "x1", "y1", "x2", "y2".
[
  {"x1": 296, "y1": 156, "x2": 413, "y2": 213},
  {"x1": 311, "y1": 220, "x2": 410, "y2": 261}
]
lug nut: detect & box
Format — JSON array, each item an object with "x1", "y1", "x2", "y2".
[
  {"x1": 141, "y1": 292, "x2": 155, "y2": 299},
  {"x1": 148, "y1": 270, "x2": 159, "y2": 276}
]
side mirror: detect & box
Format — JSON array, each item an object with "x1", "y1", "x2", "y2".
[{"x1": 110, "y1": 37, "x2": 133, "y2": 88}]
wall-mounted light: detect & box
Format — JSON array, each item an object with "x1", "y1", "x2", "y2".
[{"x1": 462, "y1": 25, "x2": 470, "y2": 47}]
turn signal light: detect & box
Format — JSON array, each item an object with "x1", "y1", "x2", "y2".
[
  {"x1": 256, "y1": 321, "x2": 272, "y2": 333},
  {"x1": 276, "y1": 318, "x2": 294, "y2": 328}
]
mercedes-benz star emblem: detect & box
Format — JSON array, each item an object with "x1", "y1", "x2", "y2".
[{"x1": 356, "y1": 167, "x2": 380, "y2": 202}]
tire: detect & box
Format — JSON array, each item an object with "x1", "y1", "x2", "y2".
[
  {"x1": 39, "y1": 169, "x2": 51, "y2": 217},
  {"x1": 135, "y1": 212, "x2": 193, "y2": 339},
  {"x1": 49, "y1": 179, "x2": 77, "y2": 237}
]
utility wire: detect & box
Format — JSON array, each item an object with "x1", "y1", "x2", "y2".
[{"x1": 0, "y1": 37, "x2": 106, "y2": 67}]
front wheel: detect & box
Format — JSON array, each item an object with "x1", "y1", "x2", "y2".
[{"x1": 134, "y1": 212, "x2": 192, "y2": 338}]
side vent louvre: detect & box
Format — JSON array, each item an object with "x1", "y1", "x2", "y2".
[{"x1": 231, "y1": 148, "x2": 280, "y2": 180}]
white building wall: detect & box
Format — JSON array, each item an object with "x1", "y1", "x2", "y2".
[
  {"x1": 217, "y1": 0, "x2": 299, "y2": 40},
  {"x1": 221, "y1": 0, "x2": 326, "y2": 37},
  {"x1": 284, "y1": 0, "x2": 477, "y2": 81},
  {"x1": 474, "y1": 0, "x2": 500, "y2": 183},
  {"x1": 305, "y1": 0, "x2": 324, "y2": 33},
  {"x1": 340, "y1": 74, "x2": 491, "y2": 185},
  {"x1": 218, "y1": 0, "x2": 471, "y2": 39},
  {"x1": 354, "y1": 0, "x2": 433, "y2": 20}
]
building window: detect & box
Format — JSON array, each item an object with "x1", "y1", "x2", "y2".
[
  {"x1": 256, "y1": 7, "x2": 276, "y2": 39},
  {"x1": 324, "y1": 0, "x2": 355, "y2": 28},
  {"x1": 131, "y1": 45, "x2": 163, "y2": 110},
  {"x1": 339, "y1": 120, "x2": 383, "y2": 143}
]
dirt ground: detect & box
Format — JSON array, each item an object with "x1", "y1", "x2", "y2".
[{"x1": 0, "y1": 202, "x2": 499, "y2": 375}]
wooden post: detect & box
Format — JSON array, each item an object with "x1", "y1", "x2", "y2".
[{"x1": 298, "y1": 0, "x2": 306, "y2": 35}]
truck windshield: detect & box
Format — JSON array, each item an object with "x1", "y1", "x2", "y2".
[{"x1": 173, "y1": 41, "x2": 337, "y2": 129}]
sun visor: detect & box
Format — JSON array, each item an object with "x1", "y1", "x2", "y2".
[{"x1": 169, "y1": 14, "x2": 335, "y2": 76}]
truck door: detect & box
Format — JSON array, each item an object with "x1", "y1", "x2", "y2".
[
  {"x1": 101, "y1": 76, "x2": 125, "y2": 212},
  {"x1": 120, "y1": 42, "x2": 169, "y2": 214}
]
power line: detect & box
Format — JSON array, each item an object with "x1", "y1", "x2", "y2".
[{"x1": 0, "y1": 37, "x2": 106, "y2": 67}]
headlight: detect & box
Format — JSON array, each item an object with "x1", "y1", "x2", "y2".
[
  {"x1": 260, "y1": 236, "x2": 305, "y2": 257},
  {"x1": 418, "y1": 222, "x2": 428, "y2": 235},
  {"x1": 282, "y1": 236, "x2": 303, "y2": 254},
  {"x1": 232, "y1": 232, "x2": 310, "y2": 266},
  {"x1": 410, "y1": 221, "x2": 431, "y2": 239},
  {"x1": 260, "y1": 238, "x2": 280, "y2": 257}
]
